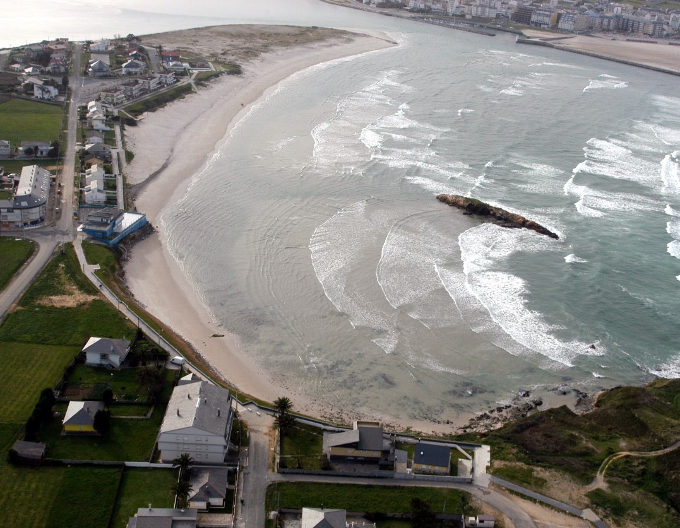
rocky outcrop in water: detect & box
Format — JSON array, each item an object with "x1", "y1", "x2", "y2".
[{"x1": 436, "y1": 194, "x2": 559, "y2": 239}]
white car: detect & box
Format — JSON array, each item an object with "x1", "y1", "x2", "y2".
[{"x1": 170, "y1": 356, "x2": 186, "y2": 366}]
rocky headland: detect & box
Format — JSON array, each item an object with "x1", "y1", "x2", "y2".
[{"x1": 436, "y1": 194, "x2": 559, "y2": 239}]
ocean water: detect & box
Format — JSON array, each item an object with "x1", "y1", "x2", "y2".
[
  {"x1": 160, "y1": 22, "x2": 680, "y2": 423},
  {"x1": 10, "y1": 1, "x2": 679, "y2": 423}
]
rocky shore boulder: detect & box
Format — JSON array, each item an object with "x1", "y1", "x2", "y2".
[{"x1": 436, "y1": 194, "x2": 559, "y2": 239}]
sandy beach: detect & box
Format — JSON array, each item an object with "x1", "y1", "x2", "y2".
[
  {"x1": 124, "y1": 28, "x2": 396, "y2": 415},
  {"x1": 521, "y1": 29, "x2": 680, "y2": 74}
]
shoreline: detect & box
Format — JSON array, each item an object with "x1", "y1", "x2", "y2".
[{"x1": 124, "y1": 30, "x2": 398, "y2": 419}]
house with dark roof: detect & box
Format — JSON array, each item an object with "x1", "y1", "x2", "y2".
[
  {"x1": 188, "y1": 467, "x2": 229, "y2": 510},
  {"x1": 83, "y1": 336, "x2": 131, "y2": 368},
  {"x1": 63, "y1": 401, "x2": 104, "y2": 434},
  {"x1": 157, "y1": 379, "x2": 233, "y2": 463},
  {"x1": 323, "y1": 421, "x2": 394, "y2": 465},
  {"x1": 126, "y1": 507, "x2": 197, "y2": 528},
  {"x1": 301, "y1": 507, "x2": 346, "y2": 528},
  {"x1": 413, "y1": 442, "x2": 451, "y2": 475}
]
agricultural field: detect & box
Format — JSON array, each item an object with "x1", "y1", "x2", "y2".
[
  {"x1": 0, "y1": 97, "x2": 63, "y2": 145},
  {"x1": 0, "y1": 237, "x2": 35, "y2": 291}
]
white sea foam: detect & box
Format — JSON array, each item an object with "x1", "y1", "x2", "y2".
[
  {"x1": 648, "y1": 353, "x2": 680, "y2": 378},
  {"x1": 660, "y1": 151, "x2": 680, "y2": 193},
  {"x1": 360, "y1": 128, "x2": 383, "y2": 150},
  {"x1": 457, "y1": 224, "x2": 596, "y2": 367},
  {"x1": 668, "y1": 240, "x2": 680, "y2": 259},
  {"x1": 583, "y1": 74, "x2": 627, "y2": 93},
  {"x1": 458, "y1": 108, "x2": 474, "y2": 117},
  {"x1": 565, "y1": 254, "x2": 588, "y2": 263},
  {"x1": 309, "y1": 200, "x2": 399, "y2": 354}
]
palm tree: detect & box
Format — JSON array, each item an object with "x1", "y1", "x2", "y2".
[
  {"x1": 273, "y1": 396, "x2": 294, "y2": 436},
  {"x1": 172, "y1": 479, "x2": 193, "y2": 509},
  {"x1": 173, "y1": 453, "x2": 193, "y2": 481}
]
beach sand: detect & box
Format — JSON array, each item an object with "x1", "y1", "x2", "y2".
[
  {"x1": 521, "y1": 30, "x2": 680, "y2": 74},
  {"x1": 124, "y1": 29, "x2": 396, "y2": 414}
]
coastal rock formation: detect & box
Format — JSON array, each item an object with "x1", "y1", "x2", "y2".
[{"x1": 436, "y1": 194, "x2": 559, "y2": 239}]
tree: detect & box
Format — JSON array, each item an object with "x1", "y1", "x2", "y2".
[
  {"x1": 102, "y1": 388, "x2": 114, "y2": 408},
  {"x1": 172, "y1": 479, "x2": 193, "y2": 509},
  {"x1": 93, "y1": 409, "x2": 111, "y2": 435},
  {"x1": 173, "y1": 453, "x2": 193, "y2": 481},
  {"x1": 410, "y1": 498, "x2": 437, "y2": 528},
  {"x1": 136, "y1": 365, "x2": 165, "y2": 402},
  {"x1": 274, "y1": 396, "x2": 294, "y2": 436}
]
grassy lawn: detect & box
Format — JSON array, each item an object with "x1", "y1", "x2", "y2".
[
  {"x1": 40, "y1": 403, "x2": 165, "y2": 461},
  {"x1": 65, "y1": 364, "x2": 144, "y2": 400},
  {"x1": 0, "y1": 237, "x2": 35, "y2": 291},
  {"x1": 0, "y1": 466, "x2": 65, "y2": 528},
  {"x1": 45, "y1": 466, "x2": 122, "y2": 528},
  {"x1": 280, "y1": 423, "x2": 324, "y2": 470},
  {"x1": 266, "y1": 482, "x2": 469, "y2": 515},
  {"x1": 110, "y1": 404, "x2": 152, "y2": 417},
  {"x1": 0, "y1": 159, "x2": 58, "y2": 174},
  {"x1": 110, "y1": 468, "x2": 178, "y2": 528},
  {"x1": 124, "y1": 84, "x2": 193, "y2": 117},
  {"x1": 0, "y1": 97, "x2": 63, "y2": 145},
  {"x1": 0, "y1": 342, "x2": 78, "y2": 422}
]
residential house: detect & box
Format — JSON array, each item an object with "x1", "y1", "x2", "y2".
[
  {"x1": 188, "y1": 467, "x2": 229, "y2": 510},
  {"x1": 164, "y1": 61, "x2": 187, "y2": 72},
  {"x1": 90, "y1": 39, "x2": 111, "y2": 53},
  {"x1": 465, "y1": 515, "x2": 495, "y2": 528},
  {"x1": 89, "y1": 60, "x2": 111, "y2": 77},
  {"x1": 0, "y1": 140, "x2": 10, "y2": 158},
  {"x1": 324, "y1": 421, "x2": 394, "y2": 465},
  {"x1": 83, "y1": 336, "x2": 131, "y2": 368},
  {"x1": 100, "y1": 88, "x2": 126, "y2": 106},
  {"x1": 63, "y1": 401, "x2": 104, "y2": 434},
  {"x1": 121, "y1": 80, "x2": 144, "y2": 100},
  {"x1": 158, "y1": 72, "x2": 176, "y2": 86},
  {"x1": 18, "y1": 141, "x2": 51, "y2": 158},
  {"x1": 301, "y1": 508, "x2": 346, "y2": 528},
  {"x1": 127, "y1": 507, "x2": 198, "y2": 528},
  {"x1": 83, "y1": 180, "x2": 106, "y2": 204},
  {"x1": 48, "y1": 56, "x2": 67, "y2": 74},
  {"x1": 24, "y1": 65, "x2": 43, "y2": 75},
  {"x1": 83, "y1": 142, "x2": 111, "y2": 160},
  {"x1": 412, "y1": 442, "x2": 451, "y2": 475},
  {"x1": 85, "y1": 131, "x2": 105, "y2": 144},
  {"x1": 122, "y1": 59, "x2": 146, "y2": 75},
  {"x1": 9, "y1": 63, "x2": 24, "y2": 72},
  {"x1": 81, "y1": 209, "x2": 148, "y2": 246},
  {"x1": 139, "y1": 75, "x2": 161, "y2": 92},
  {"x1": 34, "y1": 83, "x2": 59, "y2": 100},
  {"x1": 161, "y1": 50, "x2": 181, "y2": 63},
  {"x1": 88, "y1": 113, "x2": 108, "y2": 131},
  {"x1": 157, "y1": 379, "x2": 233, "y2": 463},
  {"x1": 0, "y1": 165, "x2": 50, "y2": 226}
]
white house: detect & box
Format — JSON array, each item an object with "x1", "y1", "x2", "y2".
[
  {"x1": 85, "y1": 164, "x2": 105, "y2": 186},
  {"x1": 83, "y1": 180, "x2": 106, "y2": 204},
  {"x1": 157, "y1": 379, "x2": 233, "y2": 463},
  {"x1": 18, "y1": 141, "x2": 51, "y2": 158},
  {"x1": 0, "y1": 165, "x2": 50, "y2": 226},
  {"x1": 90, "y1": 39, "x2": 111, "y2": 52},
  {"x1": 0, "y1": 140, "x2": 10, "y2": 158},
  {"x1": 301, "y1": 508, "x2": 346, "y2": 528},
  {"x1": 83, "y1": 337, "x2": 130, "y2": 368},
  {"x1": 88, "y1": 60, "x2": 111, "y2": 77},
  {"x1": 34, "y1": 84, "x2": 59, "y2": 100},
  {"x1": 127, "y1": 508, "x2": 197, "y2": 528},
  {"x1": 188, "y1": 467, "x2": 229, "y2": 510},
  {"x1": 122, "y1": 59, "x2": 146, "y2": 75}
]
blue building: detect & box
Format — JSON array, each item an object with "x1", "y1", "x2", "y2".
[{"x1": 81, "y1": 207, "x2": 147, "y2": 246}]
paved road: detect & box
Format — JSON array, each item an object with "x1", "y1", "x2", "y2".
[
  {"x1": 147, "y1": 46, "x2": 160, "y2": 74},
  {"x1": 0, "y1": 43, "x2": 82, "y2": 321},
  {"x1": 235, "y1": 406, "x2": 275, "y2": 528}
]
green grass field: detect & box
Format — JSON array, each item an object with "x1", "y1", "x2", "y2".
[
  {"x1": 266, "y1": 482, "x2": 469, "y2": 515},
  {"x1": 0, "y1": 466, "x2": 66, "y2": 528},
  {"x1": 280, "y1": 422, "x2": 324, "y2": 469},
  {"x1": 0, "y1": 238, "x2": 35, "y2": 292},
  {"x1": 0, "y1": 98, "x2": 63, "y2": 145},
  {"x1": 45, "y1": 467, "x2": 122, "y2": 528},
  {"x1": 109, "y1": 468, "x2": 177, "y2": 528},
  {"x1": 0, "y1": 342, "x2": 78, "y2": 422}
]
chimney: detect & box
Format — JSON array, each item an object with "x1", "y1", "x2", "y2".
[
  {"x1": 148, "y1": 503, "x2": 152, "y2": 511},
  {"x1": 217, "y1": 409, "x2": 221, "y2": 417},
  {"x1": 188, "y1": 393, "x2": 191, "y2": 399},
  {"x1": 176, "y1": 409, "x2": 180, "y2": 417}
]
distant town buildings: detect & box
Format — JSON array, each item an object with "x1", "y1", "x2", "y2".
[{"x1": 360, "y1": 0, "x2": 680, "y2": 38}]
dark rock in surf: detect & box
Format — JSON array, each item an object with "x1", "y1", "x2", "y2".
[{"x1": 436, "y1": 194, "x2": 559, "y2": 239}]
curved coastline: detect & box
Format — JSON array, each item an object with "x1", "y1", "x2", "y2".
[{"x1": 123, "y1": 30, "x2": 397, "y2": 415}]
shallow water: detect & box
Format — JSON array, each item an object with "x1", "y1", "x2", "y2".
[{"x1": 160, "y1": 24, "x2": 680, "y2": 423}]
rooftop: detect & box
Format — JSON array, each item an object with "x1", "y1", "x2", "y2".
[{"x1": 160, "y1": 380, "x2": 231, "y2": 437}]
